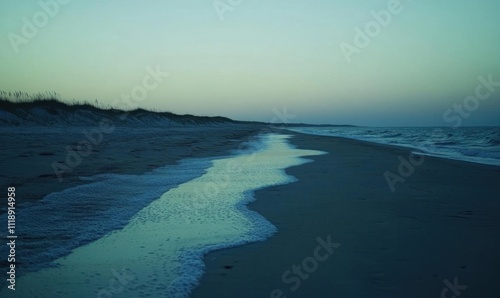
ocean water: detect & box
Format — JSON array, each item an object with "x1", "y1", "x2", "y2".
[
  {"x1": 1, "y1": 157, "x2": 215, "y2": 275},
  {"x1": 288, "y1": 126, "x2": 500, "y2": 166},
  {"x1": 2, "y1": 134, "x2": 324, "y2": 297}
]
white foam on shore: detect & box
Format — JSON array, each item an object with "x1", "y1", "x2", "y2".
[{"x1": 7, "y1": 134, "x2": 325, "y2": 298}]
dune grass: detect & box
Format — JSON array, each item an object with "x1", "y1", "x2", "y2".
[{"x1": 0, "y1": 91, "x2": 237, "y2": 124}]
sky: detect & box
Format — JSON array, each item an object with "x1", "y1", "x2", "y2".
[{"x1": 1, "y1": 0, "x2": 499, "y2": 126}]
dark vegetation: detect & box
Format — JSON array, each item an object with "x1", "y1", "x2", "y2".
[{"x1": 0, "y1": 91, "x2": 238, "y2": 126}]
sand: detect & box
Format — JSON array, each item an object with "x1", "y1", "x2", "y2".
[
  {"x1": 191, "y1": 131, "x2": 500, "y2": 298},
  {"x1": 0, "y1": 125, "x2": 263, "y2": 206}
]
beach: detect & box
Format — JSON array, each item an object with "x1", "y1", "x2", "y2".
[
  {"x1": 192, "y1": 131, "x2": 500, "y2": 298},
  {"x1": 0, "y1": 125, "x2": 264, "y2": 206},
  {"x1": 1, "y1": 127, "x2": 326, "y2": 297},
  {"x1": 3, "y1": 0, "x2": 500, "y2": 296},
  {"x1": 0, "y1": 123, "x2": 267, "y2": 292},
  {"x1": 1, "y1": 125, "x2": 499, "y2": 297}
]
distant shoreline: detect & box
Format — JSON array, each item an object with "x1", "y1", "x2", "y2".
[{"x1": 287, "y1": 126, "x2": 500, "y2": 167}]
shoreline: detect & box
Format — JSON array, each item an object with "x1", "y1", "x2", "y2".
[
  {"x1": 0, "y1": 124, "x2": 264, "y2": 211},
  {"x1": 0, "y1": 133, "x2": 324, "y2": 297},
  {"x1": 192, "y1": 131, "x2": 500, "y2": 297},
  {"x1": 286, "y1": 127, "x2": 500, "y2": 168},
  {"x1": 0, "y1": 124, "x2": 266, "y2": 286}
]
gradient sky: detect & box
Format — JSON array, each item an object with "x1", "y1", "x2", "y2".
[{"x1": 1, "y1": 0, "x2": 499, "y2": 126}]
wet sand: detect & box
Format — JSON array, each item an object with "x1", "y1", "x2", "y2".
[
  {"x1": 192, "y1": 131, "x2": 500, "y2": 298},
  {"x1": 0, "y1": 125, "x2": 263, "y2": 206}
]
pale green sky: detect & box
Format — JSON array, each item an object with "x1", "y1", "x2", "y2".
[{"x1": 1, "y1": 0, "x2": 499, "y2": 126}]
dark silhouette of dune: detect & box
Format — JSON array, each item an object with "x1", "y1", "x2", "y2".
[
  {"x1": 0, "y1": 91, "x2": 355, "y2": 127},
  {"x1": 0, "y1": 93, "x2": 237, "y2": 126}
]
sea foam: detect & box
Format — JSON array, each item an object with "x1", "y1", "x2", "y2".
[{"x1": 5, "y1": 133, "x2": 325, "y2": 298}]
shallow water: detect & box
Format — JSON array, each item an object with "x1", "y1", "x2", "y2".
[{"x1": 4, "y1": 134, "x2": 324, "y2": 297}]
